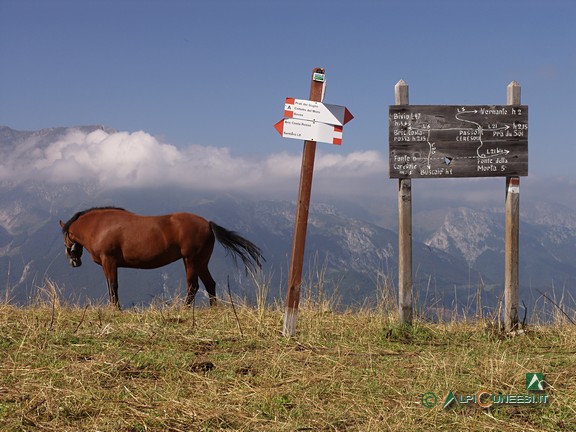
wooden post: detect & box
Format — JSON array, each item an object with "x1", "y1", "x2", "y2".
[
  {"x1": 395, "y1": 79, "x2": 412, "y2": 325},
  {"x1": 283, "y1": 67, "x2": 326, "y2": 337},
  {"x1": 504, "y1": 80, "x2": 521, "y2": 332}
]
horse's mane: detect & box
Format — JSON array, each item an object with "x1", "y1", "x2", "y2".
[{"x1": 61, "y1": 206, "x2": 128, "y2": 234}]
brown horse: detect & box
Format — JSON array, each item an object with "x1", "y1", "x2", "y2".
[{"x1": 60, "y1": 207, "x2": 263, "y2": 308}]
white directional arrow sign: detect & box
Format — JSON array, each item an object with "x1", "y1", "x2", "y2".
[
  {"x1": 274, "y1": 118, "x2": 343, "y2": 145},
  {"x1": 284, "y1": 97, "x2": 354, "y2": 126}
]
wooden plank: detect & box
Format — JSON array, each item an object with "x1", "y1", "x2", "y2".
[{"x1": 389, "y1": 105, "x2": 528, "y2": 178}]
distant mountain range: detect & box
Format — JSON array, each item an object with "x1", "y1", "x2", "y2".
[{"x1": 1, "y1": 125, "x2": 575, "y2": 322}]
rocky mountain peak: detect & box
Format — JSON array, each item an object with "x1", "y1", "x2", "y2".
[{"x1": 425, "y1": 207, "x2": 503, "y2": 266}]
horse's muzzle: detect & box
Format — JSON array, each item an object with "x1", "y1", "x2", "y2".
[{"x1": 71, "y1": 258, "x2": 82, "y2": 268}]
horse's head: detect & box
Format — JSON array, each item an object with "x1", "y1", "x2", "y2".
[
  {"x1": 66, "y1": 240, "x2": 84, "y2": 267},
  {"x1": 60, "y1": 221, "x2": 83, "y2": 268}
]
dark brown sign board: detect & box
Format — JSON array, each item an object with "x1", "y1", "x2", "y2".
[{"x1": 389, "y1": 105, "x2": 528, "y2": 178}]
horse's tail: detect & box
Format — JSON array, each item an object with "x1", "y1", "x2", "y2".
[{"x1": 209, "y1": 221, "x2": 264, "y2": 273}]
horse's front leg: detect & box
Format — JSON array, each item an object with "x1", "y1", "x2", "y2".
[
  {"x1": 107, "y1": 279, "x2": 121, "y2": 310},
  {"x1": 102, "y1": 258, "x2": 121, "y2": 310}
]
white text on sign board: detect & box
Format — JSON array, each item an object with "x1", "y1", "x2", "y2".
[
  {"x1": 274, "y1": 118, "x2": 343, "y2": 145},
  {"x1": 284, "y1": 97, "x2": 353, "y2": 126}
]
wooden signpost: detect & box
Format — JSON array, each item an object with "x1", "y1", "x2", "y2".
[
  {"x1": 275, "y1": 67, "x2": 353, "y2": 337},
  {"x1": 389, "y1": 80, "x2": 527, "y2": 331},
  {"x1": 505, "y1": 81, "x2": 522, "y2": 332},
  {"x1": 395, "y1": 80, "x2": 412, "y2": 325}
]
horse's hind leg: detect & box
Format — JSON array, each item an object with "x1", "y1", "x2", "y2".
[
  {"x1": 183, "y1": 258, "x2": 200, "y2": 306},
  {"x1": 186, "y1": 275, "x2": 200, "y2": 306},
  {"x1": 199, "y1": 267, "x2": 217, "y2": 307}
]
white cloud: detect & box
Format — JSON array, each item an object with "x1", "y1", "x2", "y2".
[
  {"x1": 1, "y1": 128, "x2": 387, "y2": 198},
  {"x1": 4, "y1": 127, "x2": 574, "y2": 213}
]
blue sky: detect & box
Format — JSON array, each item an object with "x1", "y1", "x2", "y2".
[{"x1": 1, "y1": 0, "x2": 575, "y2": 205}]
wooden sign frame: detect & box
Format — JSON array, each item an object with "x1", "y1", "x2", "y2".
[{"x1": 389, "y1": 105, "x2": 528, "y2": 178}]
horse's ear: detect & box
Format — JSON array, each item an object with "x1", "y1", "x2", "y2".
[{"x1": 59, "y1": 220, "x2": 65, "y2": 228}]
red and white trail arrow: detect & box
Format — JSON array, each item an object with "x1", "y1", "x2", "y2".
[{"x1": 274, "y1": 118, "x2": 343, "y2": 145}]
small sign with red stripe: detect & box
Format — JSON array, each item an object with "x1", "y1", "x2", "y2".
[
  {"x1": 274, "y1": 118, "x2": 343, "y2": 145},
  {"x1": 284, "y1": 97, "x2": 353, "y2": 126}
]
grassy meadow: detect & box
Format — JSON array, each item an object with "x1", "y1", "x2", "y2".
[{"x1": 0, "y1": 281, "x2": 575, "y2": 431}]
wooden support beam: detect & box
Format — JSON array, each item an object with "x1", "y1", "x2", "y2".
[
  {"x1": 504, "y1": 80, "x2": 521, "y2": 332},
  {"x1": 395, "y1": 80, "x2": 413, "y2": 325}
]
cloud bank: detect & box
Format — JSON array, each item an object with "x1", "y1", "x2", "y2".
[
  {"x1": 2, "y1": 127, "x2": 574, "y2": 212},
  {"x1": 1, "y1": 128, "x2": 387, "y2": 198}
]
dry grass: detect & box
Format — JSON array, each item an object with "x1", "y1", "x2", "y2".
[{"x1": 0, "y1": 294, "x2": 575, "y2": 431}]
